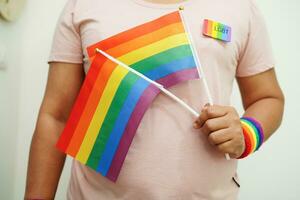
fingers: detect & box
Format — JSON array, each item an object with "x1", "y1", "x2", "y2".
[
  {"x1": 216, "y1": 140, "x2": 235, "y2": 156},
  {"x1": 216, "y1": 136, "x2": 245, "y2": 158},
  {"x1": 216, "y1": 140, "x2": 240, "y2": 158},
  {"x1": 201, "y1": 116, "x2": 229, "y2": 135},
  {"x1": 203, "y1": 126, "x2": 245, "y2": 158},
  {"x1": 195, "y1": 105, "x2": 228, "y2": 128},
  {"x1": 207, "y1": 129, "x2": 232, "y2": 145}
]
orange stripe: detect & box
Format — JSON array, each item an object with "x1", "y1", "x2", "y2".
[
  {"x1": 66, "y1": 57, "x2": 118, "y2": 156},
  {"x1": 207, "y1": 20, "x2": 212, "y2": 36},
  {"x1": 87, "y1": 11, "x2": 181, "y2": 58},
  {"x1": 56, "y1": 60, "x2": 99, "y2": 152},
  {"x1": 107, "y1": 22, "x2": 185, "y2": 58},
  {"x1": 242, "y1": 123, "x2": 255, "y2": 153},
  {"x1": 88, "y1": 21, "x2": 184, "y2": 64},
  {"x1": 66, "y1": 11, "x2": 184, "y2": 155},
  {"x1": 66, "y1": 24, "x2": 186, "y2": 156}
]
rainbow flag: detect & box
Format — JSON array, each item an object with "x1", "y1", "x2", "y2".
[{"x1": 56, "y1": 11, "x2": 200, "y2": 182}]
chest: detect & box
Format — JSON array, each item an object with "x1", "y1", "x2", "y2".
[{"x1": 75, "y1": 0, "x2": 249, "y2": 74}]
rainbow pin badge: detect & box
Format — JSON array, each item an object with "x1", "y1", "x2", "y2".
[{"x1": 203, "y1": 19, "x2": 231, "y2": 42}]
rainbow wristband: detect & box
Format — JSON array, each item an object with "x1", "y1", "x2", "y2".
[{"x1": 238, "y1": 117, "x2": 264, "y2": 159}]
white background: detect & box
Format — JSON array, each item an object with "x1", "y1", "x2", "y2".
[{"x1": 0, "y1": 0, "x2": 299, "y2": 199}]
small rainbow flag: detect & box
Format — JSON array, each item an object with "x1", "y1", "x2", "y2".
[
  {"x1": 56, "y1": 11, "x2": 200, "y2": 182},
  {"x1": 202, "y1": 19, "x2": 231, "y2": 42}
]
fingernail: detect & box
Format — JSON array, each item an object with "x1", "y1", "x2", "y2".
[
  {"x1": 193, "y1": 122, "x2": 199, "y2": 129},
  {"x1": 201, "y1": 106, "x2": 207, "y2": 112},
  {"x1": 201, "y1": 103, "x2": 210, "y2": 112},
  {"x1": 204, "y1": 103, "x2": 210, "y2": 107}
]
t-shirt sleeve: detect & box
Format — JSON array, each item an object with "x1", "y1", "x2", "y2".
[
  {"x1": 48, "y1": 0, "x2": 83, "y2": 64},
  {"x1": 236, "y1": 0, "x2": 275, "y2": 77}
]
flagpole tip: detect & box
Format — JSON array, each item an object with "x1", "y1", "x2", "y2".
[{"x1": 179, "y1": 5, "x2": 184, "y2": 10}]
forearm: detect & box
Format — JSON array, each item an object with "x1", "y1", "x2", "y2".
[
  {"x1": 243, "y1": 96, "x2": 284, "y2": 141},
  {"x1": 25, "y1": 113, "x2": 66, "y2": 199}
]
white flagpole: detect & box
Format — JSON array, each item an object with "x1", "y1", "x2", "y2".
[
  {"x1": 178, "y1": 7, "x2": 213, "y2": 105},
  {"x1": 96, "y1": 48, "x2": 199, "y2": 117},
  {"x1": 178, "y1": 7, "x2": 230, "y2": 160}
]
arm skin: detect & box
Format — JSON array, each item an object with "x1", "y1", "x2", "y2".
[
  {"x1": 194, "y1": 68, "x2": 284, "y2": 158},
  {"x1": 25, "y1": 62, "x2": 84, "y2": 199}
]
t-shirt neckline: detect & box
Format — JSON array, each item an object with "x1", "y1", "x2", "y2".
[{"x1": 131, "y1": 0, "x2": 195, "y2": 9}]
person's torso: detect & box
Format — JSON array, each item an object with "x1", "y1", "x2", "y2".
[{"x1": 67, "y1": 0, "x2": 251, "y2": 199}]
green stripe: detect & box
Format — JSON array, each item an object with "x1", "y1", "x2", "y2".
[
  {"x1": 131, "y1": 44, "x2": 192, "y2": 73},
  {"x1": 86, "y1": 74, "x2": 139, "y2": 169},
  {"x1": 241, "y1": 119, "x2": 260, "y2": 151},
  {"x1": 216, "y1": 23, "x2": 224, "y2": 40},
  {"x1": 86, "y1": 44, "x2": 193, "y2": 169}
]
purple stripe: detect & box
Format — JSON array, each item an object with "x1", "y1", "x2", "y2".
[
  {"x1": 242, "y1": 117, "x2": 265, "y2": 147},
  {"x1": 106, "y1": 68, "x2": 199, "y2": 181}
]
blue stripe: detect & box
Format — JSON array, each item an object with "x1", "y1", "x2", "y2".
[
  {"x1": 145, "y1": 56, "x2": 196, "y2": 79},
  {"x1": 96, "y1": 56, "x2": 197, "y2": 175},
  {"x1": 96, "y1": 79, "x2": 149, "y2": 174}
]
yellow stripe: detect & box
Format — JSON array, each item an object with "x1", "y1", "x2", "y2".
[
  {"x1": 241, "y1": 121, "x2": 257, "y2": 152},
  {"x1": 76, "y1": 33, "x2": 189, "y2": 163},
  {"x1": 119, "y1": 33, "x2": 188, "y2": 64},
  {"x1": 107, "y1": 22, "x2": 185, "y2": 57},
  {"x1": 76, "y1": 66, "x2": 129, "y2": 163},
  {"x1": 211, "y1": 22, "x2": 218, "y2": 39}
]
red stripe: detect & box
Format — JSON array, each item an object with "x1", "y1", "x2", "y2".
[
  {"x1": 202, "y1": 19, "x2": 208, "y2": 35},
  {"x1": 65, "y1": 58, "x2": 118, "y2": 157},
  {"x1": 238, "y1": 128, "x2": 252, "y2": 159},
  {"x1": 87, "y1": 11, "x2": 181, "y2": 58},
  {"x1": 57, "y1": 11, "x2": 182, "y2": 152},
  {"x1": 56, "y1": 55, "x2": 107, "y2": 151}
]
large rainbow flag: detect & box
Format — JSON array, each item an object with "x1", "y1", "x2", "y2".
[{"x1": 56, "y1": 11, "x2": 200, "y2": 182}]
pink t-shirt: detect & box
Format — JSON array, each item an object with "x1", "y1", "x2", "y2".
[{"x1": 49, "y1": 0, "x2": 274, "y2": 199}]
